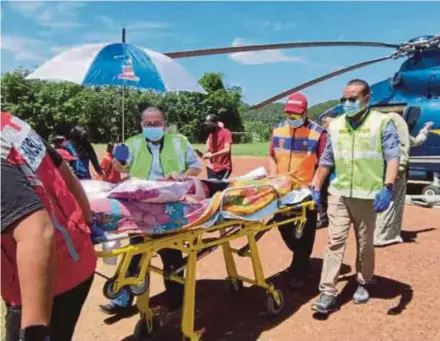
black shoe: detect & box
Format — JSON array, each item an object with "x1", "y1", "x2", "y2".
[
  {"x1": 352, "y1": 285, "x2": 370, "y2": 304},
  {"x1": 312, "y1": 293, "x2": 337, "y2": 314},
  {"x1": 99, "y1": 303, "x2": 134, "y2": 315}
]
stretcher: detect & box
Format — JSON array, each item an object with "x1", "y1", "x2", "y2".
[{"x1": 94, "y1": 184, "x2": 314, "y2": 341}]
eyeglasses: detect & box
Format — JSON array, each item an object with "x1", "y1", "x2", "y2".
[
  {"x1": 340, "y1": 96, "x2": 361, "y2": 104},
  {"x1": 142, "y1": 122, "x2": 164, "y2": 128}
]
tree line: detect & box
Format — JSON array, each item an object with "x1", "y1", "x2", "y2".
[{"x1": 1, "y1": 69, "x2": 337, "y2": 144}]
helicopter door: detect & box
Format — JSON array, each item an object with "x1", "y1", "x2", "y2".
[{"x1": 403, "y1": 106, "x2": 422, "y2": 132}]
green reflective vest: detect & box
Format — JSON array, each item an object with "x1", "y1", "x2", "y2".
[
  {"x1": 328, "y1": 110, "x2": 391, "y2": 199},
  {"x1": 125, "y1": 133, "x2": 188, "y2": 178}
]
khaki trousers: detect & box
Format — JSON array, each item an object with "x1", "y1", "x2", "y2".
[{"x1": 319, "y1": 195, "x2": 377, "y2": 296}]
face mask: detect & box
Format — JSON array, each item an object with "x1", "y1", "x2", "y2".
[
  {"x1": 143, "y1": 127, "x2": 164, "y2": 142},
  {"x1": 287, "y1": 118, "x2": 305, "y2": 128},
  {"x1": 343, "y1": 100, "x2": 365, "y2": 118}
]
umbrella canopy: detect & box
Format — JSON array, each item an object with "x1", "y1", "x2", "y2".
[{"x1": 26, "y1": 42, "x2": 206, "y2": 94}]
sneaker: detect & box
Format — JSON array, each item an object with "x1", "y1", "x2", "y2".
[
  {"x1": 312, "y1": 293, "x2": 337, "y2": 314},
  {"x1": 290, "y1": 278, "x2": 305, "y2": 289},
  {"x1": 99, "y1": 302, "x2": 134, "y2": 315},
  {"x1": 353, "y1": 285, "x2": 370, "y2": 304}
]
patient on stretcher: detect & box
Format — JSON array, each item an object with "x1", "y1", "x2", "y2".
[{"x1": 85, "y1": 172, "x2": 303, "y2": 238}]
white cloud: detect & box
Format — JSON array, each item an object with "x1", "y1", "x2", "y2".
[
  {"x1": 7, "y1": 1, "x2": 86, "y2": 29},
  {"x1": 0, "y1": 35, "x2": 45, "y2": 61},
  {"x1": 228, "y1": 38, "x2": 304, "y2": 65},
  {"x1": 262, "y1": 21, "x2": 297, "y2": 31}
]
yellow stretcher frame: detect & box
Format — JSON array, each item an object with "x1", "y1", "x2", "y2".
[{"x1": 97, "y1": 199, "x2": 314, "y2": 341}]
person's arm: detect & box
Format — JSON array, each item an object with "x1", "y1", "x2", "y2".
[
  {"x1": 88, "y1": 143, "x2": 103, "y2": 175},
  {"x1": 14, "y1": 210, "x2": 55, "y2": 329},
  {"x1": 410, "y1": 121, "x2": 433, "y2": 147},
  {"x1": 185, "y1": 143, "x2": 202, "y2": 177},
  {"x1": 382, "y1": 121, "x2": 401, "y2": 185},
  {"x1": 268, "y1": 137, "x2": 277, "y2": 176},
  {"x1": 1, "y1": 161, "x2": 55, "y2": 331},
  {"x1": 100, "y1": 156, "x2": 111, "y2": 180},
  {"x1": 312, "y1": 137, "x2": 334, "y2": 190},
  {"x1": 204, "y1": 130, "x2": 233, "y2": 159}
]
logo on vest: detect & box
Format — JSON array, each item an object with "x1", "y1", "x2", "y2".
[
  {"x1": 18, "y1": 130, "x2": 46, "y2": 171},
  {"x1": 279, "y1": 138, "x2": 285, "y2": 149}
]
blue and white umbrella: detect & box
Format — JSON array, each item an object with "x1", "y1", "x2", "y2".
[
  {"x1": 27, "y1": 42, "x2": 206, "y2": 141},
  {"x1": 26, "y1": 42, "x2": 206, "y2": 93}
]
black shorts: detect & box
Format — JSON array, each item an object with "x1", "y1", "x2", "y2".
[{"x1": 207, "y1": 168, "x2": 232, "y2": 180}]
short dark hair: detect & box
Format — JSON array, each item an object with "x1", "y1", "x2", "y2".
[
  {"x1": 347, "y1": 79, "x2": 370, "y2": 95},
  {"x1": 140, "y1": 106, "x2": 166, "y2": 120}
]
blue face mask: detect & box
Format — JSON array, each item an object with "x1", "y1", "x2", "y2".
[
  {"x1": 287, "y1": 118, "x2": 305, "y2": 128},
  {"x1": 343, "y1": 100, "x2": 363, "y2": 117},
  {"x1": 143, "y1": 127, "x2": 164, "y2": 142}
]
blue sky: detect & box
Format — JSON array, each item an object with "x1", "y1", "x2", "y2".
[{"x1": 1, "y1": 1, "x2": 440, "y2": 105}]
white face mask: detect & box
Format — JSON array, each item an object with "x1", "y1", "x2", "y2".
[{"x1": 286, "y1": 118, "x2": 305, "y2": 128}]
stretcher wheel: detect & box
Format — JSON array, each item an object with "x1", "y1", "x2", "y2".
[
  {"x1": 133, "y1": 315, "x2": 159, "y2": 341},
  {"x1": 266, "y1": 289, "x2": 284, "y2": 315},
  {"x1": 129, "y1": 274, "x2": 150, "y2": 296},
  {"x1": 103, "y1": 277, "x2": 121, "y2": 300},
  {"x1": 225, "y1": 278, "x2": 243, "y2": 293}
]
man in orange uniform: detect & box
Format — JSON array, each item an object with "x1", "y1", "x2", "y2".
[{"x1": 269, "y1": 92, "x2": 327, "y2": 288}]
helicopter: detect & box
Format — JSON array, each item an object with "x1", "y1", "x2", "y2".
[{"x1": 163, "y1": 34, "x2": 440, "y2": 197}]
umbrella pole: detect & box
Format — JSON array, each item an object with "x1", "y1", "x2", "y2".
[{"x1": 122, "y1": 85, "x2": 125, "y2": 142}]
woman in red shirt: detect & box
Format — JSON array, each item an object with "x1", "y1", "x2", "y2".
[{"x1": 100, "y1": 143, "x2": 122, "y2": 183}]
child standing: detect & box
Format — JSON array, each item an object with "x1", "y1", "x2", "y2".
[{"x1": 100, "y1": 143, "x2": 122, "y2": 183}]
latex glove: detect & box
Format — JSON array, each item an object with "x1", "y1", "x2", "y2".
[
  {"x1": 309, "y1": 186, "x2": 321, "y2": 208},
  {"x1": 164, "y1": 172, "x2": 190, "y2": 182},
  {"x1": 423, "y1": 121, "x2": 434, "y2": 132},
  {"x1": 373, "y1": 187, "x2": 393, "y2": 213},
  {"x1": 114, "y1": 143, "x2": 130, "y2": 164}
]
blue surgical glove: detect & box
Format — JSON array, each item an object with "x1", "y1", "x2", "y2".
[
  {"x1": 373, "y1": 186, "x2": 393, "y2": 213},
  {"x1": 114, "y1": 143, "x2": 129, "y2": 165},
  {"x1": 310, "y1": 186, "x2": 321, "y2": 208}
]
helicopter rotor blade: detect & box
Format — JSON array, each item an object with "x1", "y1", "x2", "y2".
[
  {"x1": 164, "y1": 41, "x2": 399, "y2": 59},
  {"x1": 251, "y1": 55, "x2": 392, "y2": 110}
]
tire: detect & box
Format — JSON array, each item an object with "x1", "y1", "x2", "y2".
[
  {"x1": 422, "y1": 185, "x2": 440, "y2": 196},
  {"x1": 225, "y1": 278, "x2": 243, "y2": 293},
  {"x1": 266, "y1": 289, "x2": 284, "y2": 315},
  {"x1": 103, "y1": 277, "x2": 121, "y2": 300},
  {"x1": 129, "y1": 274, "x2": 150, "y2": 296}
]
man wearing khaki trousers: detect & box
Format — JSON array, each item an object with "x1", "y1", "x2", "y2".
[{"x1": 309, "y1": 79, "x2": 400, "y2": 315}]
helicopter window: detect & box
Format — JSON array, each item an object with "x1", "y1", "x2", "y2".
[{"x1": 403, "y1": 106, "x2": 421, "y2": 131}]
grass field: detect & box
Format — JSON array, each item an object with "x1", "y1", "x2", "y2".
[{"x1": 93, "y1": 142, "x2": 269, "y2": 158}]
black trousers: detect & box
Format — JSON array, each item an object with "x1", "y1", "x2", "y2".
[
  {"x1": 128, "y1": 236, "x2": 184, "y2": 310},
  {"x1": 207, "y1": 168, "x2": 232, "y2": 180},
  {"x1": 277, "y1": 208, "x2": 318, "y2": 279},
  {"x1": 6, "y1": 276, "x2": 94, "y2": 341}
]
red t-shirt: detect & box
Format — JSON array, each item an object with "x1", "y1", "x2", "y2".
[
  {"x1": 207, "y1": 127, "x2": 233, "y2": 172},
  {"x1": 100, "y1": 152, "x2": 122, "y2": 183}
]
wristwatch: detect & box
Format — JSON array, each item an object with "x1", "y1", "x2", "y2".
[
  {"x1": 384, "y1": 183, "x2": 394, "y2": 191},
  {"x1": 19, "y1": 325, "x2": 50, "y2": 341}
]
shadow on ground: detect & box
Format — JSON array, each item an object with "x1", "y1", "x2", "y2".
[
  {"x1": 401, "y1": 228, "x2": 436, "y2": 243},
  {"x1": 337, "y1": 275, "x2": 413, "y2": 316},
  {"x1": 117, "y1": 258, "x2": 352, "y2": 341}
]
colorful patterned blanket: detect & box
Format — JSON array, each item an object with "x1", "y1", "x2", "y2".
[{"x1": 88, "y1": 173, "x2": 303, "y2": 236}]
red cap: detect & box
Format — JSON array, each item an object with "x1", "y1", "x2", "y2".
[
  {"x1": 284, "y1": 92, "x2": 308, "y2": 114},
  {"x1": 56, "y1": 148, "x2": 77, "y2": 161}
]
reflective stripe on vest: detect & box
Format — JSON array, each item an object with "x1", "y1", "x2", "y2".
[
  {"x1": 126, "y1": 133, "x2": 188, "y2": 178},
  {"x1": 272, "y1": 120, "x2": 324, "y2": 184},
  {"x1": 328, "y1": 110, "x2": 390, "y2": 199}
]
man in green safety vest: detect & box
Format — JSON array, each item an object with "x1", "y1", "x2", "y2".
[
  {"x1": 310, "y1": 79, "x2": 400, "y2": 315},
  {"x1": 100, "y1": 106, "x2": 202, "y2": 315}
]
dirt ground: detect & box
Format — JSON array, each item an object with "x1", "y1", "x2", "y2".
[{"x1": 74, "y1": 157, "x2": 440, "y2": 341}]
